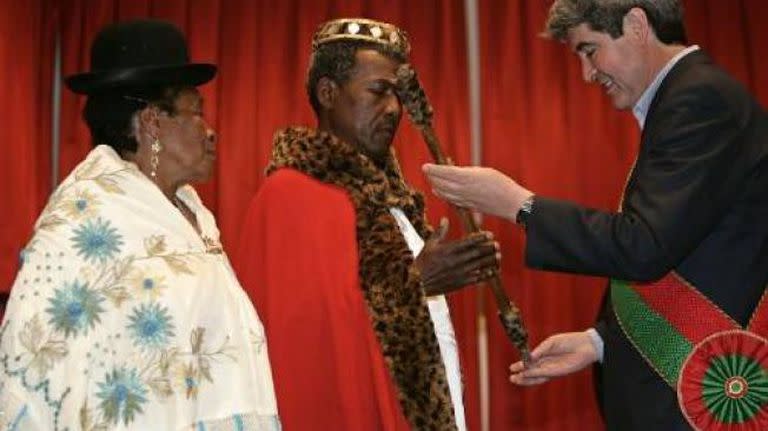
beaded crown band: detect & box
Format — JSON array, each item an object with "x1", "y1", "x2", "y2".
[{"x1": 312, "y1": 18, "x2": 410, "y2": 56}]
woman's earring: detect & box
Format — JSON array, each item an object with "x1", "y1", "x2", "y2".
[{"x1": 150, "y1": 138, "x2": 162, "y2": 178}]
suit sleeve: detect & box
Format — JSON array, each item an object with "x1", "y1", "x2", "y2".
[
  {"x1": 525, "y1": 83, "x2": 752, "y2": 281},
  {"x1": 234, "y1": 169, "x2": 409, "y2": 430}
]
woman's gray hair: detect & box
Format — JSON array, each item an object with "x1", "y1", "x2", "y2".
[{"x1": 544, "y1": 0, "x2": 687, "y2": 44}]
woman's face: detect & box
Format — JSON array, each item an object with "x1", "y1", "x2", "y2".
[{"x1": 155, "y1": 88, "x2": 216, "y2": 183}]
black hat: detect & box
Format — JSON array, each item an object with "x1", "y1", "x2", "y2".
[{"x1": 65, "y1": 19, "x2": 217, "y2": 94}]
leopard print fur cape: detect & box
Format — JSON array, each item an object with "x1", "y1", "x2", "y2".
[{"x1": 267, "y1": 127, "x2": 457, "y2": 430}]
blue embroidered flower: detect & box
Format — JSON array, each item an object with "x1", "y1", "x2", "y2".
[
  {"x1": 96, "y1": 367, "x2": 148, "y2": 425},
  {"x1": 63, "y1": 189, "x2": 100, "y2": 219},
  {"x1": 46, "y1": 280, "x2": 105, "y2": 337},
  {"x1": 70, "y1": 218, "x2": 123, "y2": 264},
  {"x1": 127, "y1": 303, "x2": 175, "y2": 350}
]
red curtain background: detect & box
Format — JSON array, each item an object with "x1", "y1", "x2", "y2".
[
  {"x1": 0, "y1": 0, "x2": 55, "y2": 297},
  {"x1": 2, "y1": 1, "x2": 767, "y2": 429}
]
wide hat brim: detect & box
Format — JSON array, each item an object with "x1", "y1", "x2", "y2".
[{"x1": 65, "y1": 63, "x2": 217, "y2": 94}]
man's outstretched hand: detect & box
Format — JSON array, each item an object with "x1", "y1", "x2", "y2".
[
  {"x1": 413, "y1": 217, "x2": 500, "y2": 296},
  {"x1": 509, "y1": 331, "x2": 598, "y2": 386}
]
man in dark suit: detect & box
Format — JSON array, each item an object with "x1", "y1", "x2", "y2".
[{"x1": 423, "y1": 0, "x2": 768, "y2": 429}]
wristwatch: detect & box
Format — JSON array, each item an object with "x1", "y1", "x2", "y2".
[{"x1": 515, "y1": 195, "x2": 535, "y2": 228}]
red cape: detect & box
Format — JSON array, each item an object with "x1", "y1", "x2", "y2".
[{"x1": 235, "y1": 168, "x2": 411, "y2": 430}]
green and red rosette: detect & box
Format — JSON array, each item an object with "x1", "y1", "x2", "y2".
[{"x1": 678, "y1": 330, "x2": 768, "y2": 430}]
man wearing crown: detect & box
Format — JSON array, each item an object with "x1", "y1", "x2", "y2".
[{"x1": 235, "y1": 18, "x2": 500, "y2": 430}]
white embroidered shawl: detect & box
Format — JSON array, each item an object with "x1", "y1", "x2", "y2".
[{"x1": 0, "y1": 145, "x2": 280, "y2": 430}]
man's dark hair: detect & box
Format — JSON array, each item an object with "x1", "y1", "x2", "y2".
[
  {"x1": 544, "y1": 0, "x2": 687, "y2": 45},
  {"x1": 82, "y1": 86, "x2": 186, "y2": 154},
  {"x1": 306, "y1": 40, "x2": 406, "y2": 115}
]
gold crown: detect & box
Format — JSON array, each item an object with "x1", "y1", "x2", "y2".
[{"x1": 312, "y1": 18, "x2": 410, "y2": 55}]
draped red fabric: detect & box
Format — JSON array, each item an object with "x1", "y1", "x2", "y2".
[
  {"x1": 479, "y1": 1, "x2": 768, "y2": 430},
  {"x1": 3, "y1": 0, "x2": 767, "y2": 428},
  {"x1": 0, "y1": 1, "x2": 54, "y2": 295}
]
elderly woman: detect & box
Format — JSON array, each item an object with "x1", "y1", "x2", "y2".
[{"x1": 0, "y1": 20, "x2": 280, "y2": 430}]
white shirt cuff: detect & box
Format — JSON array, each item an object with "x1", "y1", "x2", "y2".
[{"x1": 586, "y1": 328, "x2": 604, "y2": 363}]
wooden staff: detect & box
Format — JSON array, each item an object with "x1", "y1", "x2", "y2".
[{"x1": 396, "y1": 64, "x2": 531, "y2": 366}]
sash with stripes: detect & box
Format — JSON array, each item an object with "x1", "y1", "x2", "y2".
[{"x1": 611, "y1": 274, "x2": 768, "y2": 430}]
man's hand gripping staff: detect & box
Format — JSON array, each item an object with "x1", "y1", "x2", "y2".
[{"x1": 395, "y1": 63, "x2": 532, "y2": 367}]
